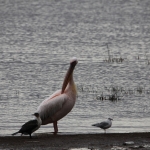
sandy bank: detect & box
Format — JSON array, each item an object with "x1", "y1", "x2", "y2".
[{"x1": 0, "y1": 132, "x2": 150, "y2": 149}]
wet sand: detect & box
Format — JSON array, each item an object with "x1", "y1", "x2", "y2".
[{"x1": 0, "y1": 132, "x2": 150, "y2": 149}]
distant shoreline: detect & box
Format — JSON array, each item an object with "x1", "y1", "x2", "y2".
[{"x1": 0, "y1": 132, "x2": 150, "y2": 149}]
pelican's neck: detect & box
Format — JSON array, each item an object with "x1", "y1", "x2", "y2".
[
  {"x1": 68, "y1": 73, "x2": 77, "y2": 95},
  {"x1": 61, "y1": 64, "x2": 76, "y2": 94}
]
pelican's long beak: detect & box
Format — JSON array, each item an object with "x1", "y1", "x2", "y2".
[{"x1": 61, "y1": 59, "x2": 77, "y2": 94}]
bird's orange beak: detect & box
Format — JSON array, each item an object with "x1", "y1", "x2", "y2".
[{"x1": 61, "y1": 60, "x2": 77, "y2": 94}]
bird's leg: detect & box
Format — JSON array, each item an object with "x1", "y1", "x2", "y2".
[
  {"x1": 53, "y1": 121, "x2": 58, "y2": 133},
  {"x1": 29, "y1": 134, "x2": 32, "y2": 139}
]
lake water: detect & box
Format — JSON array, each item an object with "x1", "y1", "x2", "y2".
[{"x1": 0, "y1": 0, "x2": 150, "y2": 135}]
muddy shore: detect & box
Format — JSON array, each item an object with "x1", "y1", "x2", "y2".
[{"x1": 0, "y1": 132, "x2": 150, "y2": 149}]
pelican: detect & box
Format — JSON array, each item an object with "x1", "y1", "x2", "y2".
[
  {"x1": 12, "y1": 113, "x2": 42, "y2": 138},
  {"x1": 36, "y1": 57, "x2": 78, "y2": 133},
  {"x1": 92, "y1": 118, "x2": 113, "y2": 133}
]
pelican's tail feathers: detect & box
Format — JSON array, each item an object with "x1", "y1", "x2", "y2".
[{"x1": 12, "y1": 131, "x2": 19, "y2": 136}]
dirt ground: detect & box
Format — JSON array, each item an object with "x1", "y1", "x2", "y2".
[{"x1": 0, "y1": 132, "x2": 150, "y2": 150}]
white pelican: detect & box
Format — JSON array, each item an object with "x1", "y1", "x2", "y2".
[
  {"x1": 12, "y1": 113, "x2": 42, "y2": 138},
  {"x1": 92, "y1": 118, "x2": 113, "y2": 133},
  {"x1": 37, "y1": 57, "x2": 78, "y2": 133}
]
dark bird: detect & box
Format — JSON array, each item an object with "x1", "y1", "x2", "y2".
[
  {"x1": 92, "y1": 118, "x2": 113, "y2": 133},
  {"x1": 12, "y1": 113, "x2": 42, "y2": 138}
]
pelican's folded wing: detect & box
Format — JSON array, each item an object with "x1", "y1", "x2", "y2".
[{"x1": 37, "y1": 93, "x2": 67, "y2": 121}]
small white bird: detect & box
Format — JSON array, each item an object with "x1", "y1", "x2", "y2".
[
  {"x1": 12, "y1": 113, "x2": 42, "y2": 138},
  {"x1": 92, "y1": 118, "x2": 113, "y2": 133}
]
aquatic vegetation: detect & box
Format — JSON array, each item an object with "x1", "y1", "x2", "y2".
[{"x1": 96, "y1": 92, "x2": 121, "y2": 102}]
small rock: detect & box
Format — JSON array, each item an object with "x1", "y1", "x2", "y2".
[
  {"x1": 69, "y1": 148, "x2": 89, "y2": 150},
  {"x1": 123, "y1": 141, "x2": 134, "y2": 145},
  {"x1": 139, "y1": 145, "x2": 145, "y2": 148},
  {"x1": 143, "y1": 144, "x2": 150, "y2": 148},
  {"x1": 129, "y1": 145, "x2": 140, "y2": 149},
  {"x1": 111, "y1": 146, "x2": 129, "y2": 150}
]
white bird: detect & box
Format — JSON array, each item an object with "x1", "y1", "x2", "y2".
[
  {"x1": 37, "y1": 57, "x2": 78, "y2": 133},
  {"x1": 92, "y1": 118, "x2": 113, "y2": 133},
  {"x1": 12, "y1": 113, "x2": 42, "y2": 138}
]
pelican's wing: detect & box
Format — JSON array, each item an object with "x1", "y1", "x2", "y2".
[
  {"x1": 37, "y1": 92, "x2": 67, "y2": 121},
  {"x1": 47, "y1": 89, "x2": 62, "y2": 99},
  {"x1": 40, "y1": 90, "x2": 61, "y2": 104}
]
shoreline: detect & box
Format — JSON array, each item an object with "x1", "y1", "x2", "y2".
[{"x1": 0, "y1": 132, "x2": 150, "y2": 149}]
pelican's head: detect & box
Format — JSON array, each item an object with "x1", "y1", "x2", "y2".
[
  {"x1": 61, "y1": 57, "x2": 78, "y2": 94},
  {"x1": 70, "y1": 57, "x2": 78, "y2": 67}
]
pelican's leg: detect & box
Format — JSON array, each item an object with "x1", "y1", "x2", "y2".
[
  {"x1": 53, "y1": 121, "x2": 58, "y2": 133},
  {"x1": 29, "y1": 133, "x2": 32, "y2": 139}
]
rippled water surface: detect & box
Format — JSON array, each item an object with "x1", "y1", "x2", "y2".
[{"x1": 0, "y1": 0, "x2": 150, "y2": 135}]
